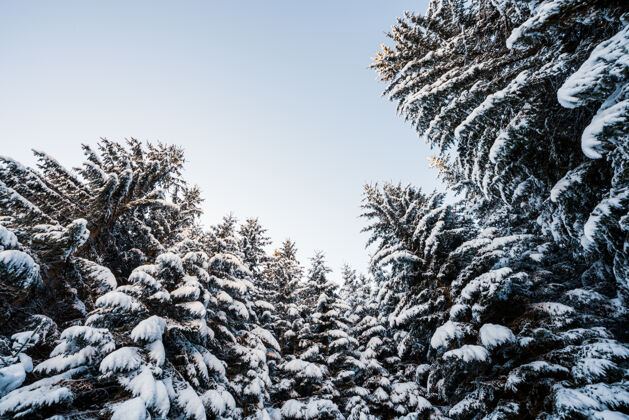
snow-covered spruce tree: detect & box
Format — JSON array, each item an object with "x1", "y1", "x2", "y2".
[
  {"x1": 555, "y1": 21, "x2": 629, "y2": 303},
  {"x1": 0, "y1": 139, "x2": 201, "y2": 329},
  {"x1": 0, "y1": 220, "x2": 280, "y2": 419},
  {"x1": 279, "y1": 252, "x2": 344, "y2": 419},
  {"x1": 239, "y1": 218, "x2": 283, "y2": 358},
  {"x1": 200, "y1": 215, "x2": 277, "y2": 418},
  {"x1": 0, "y1": 251, "x2": 224, "y2": 419},
  {"x1": 0, "y1": 140, "x2": 205, "y2": 417},
  {"x1": 257, "y1": 239, "x2": 306, "y2": 409},
  {"x1": 361, "y1": 183, "x2": 477, "y2": 418},
  {"x1": 239, "y1": 218, "x2": 272, "y2": 282},
  {"x1": 0, "y1": 139, "x2": 201, "y2": 278},
  {"x1": 0, "y1": 141, "x2": 282, "y2": 418},
  {"x1": 338, "y1": 265, "x2": 368, "y2": 326},
  {"x1": 0, "y1": 223, "x2": 53, "y2": 412},
  {"x1": 343, "y1": 273, "x2": 400, "y2": 420},
  {"x1": 362, "y1": 184, "x2": 476, "y2": 360},
  {"x1": 264, "y1": 240, "x2": 304, "y2": 358},
  {"x1": 373, "y1": 2, "x2": 629, "y2": 418},
  {"x1": 372, "y1": 1, "x2": 625, "y2": 237}
]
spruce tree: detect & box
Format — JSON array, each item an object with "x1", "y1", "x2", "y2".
[{"x1": 372, "y1": 2, "x2": 629, "y2": 418}]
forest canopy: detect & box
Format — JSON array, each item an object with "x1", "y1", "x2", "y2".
[{"x1": 0, "y1": 0, "x2": 627, "y2": 419}]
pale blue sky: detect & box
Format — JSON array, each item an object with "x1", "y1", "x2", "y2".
[{"x1": 0, "y1": 0, "x2": 437, "y2": 279}]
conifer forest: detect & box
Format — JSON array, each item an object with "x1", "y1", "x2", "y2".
[{"x1": 0, "y1": 1, "x2": 628, "y2": 419}]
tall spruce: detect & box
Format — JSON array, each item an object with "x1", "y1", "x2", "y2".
[{"x1": 372, "y1": 1, "x2": 629, "y2": 418}]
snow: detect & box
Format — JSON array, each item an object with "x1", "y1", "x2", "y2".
[
  {"x1": 284, "y1": 359, "x2": 325, "y2": 379},
  {"x1": 572, "y1": 358, "x2": 618, "y2": 383},
  {"x1": 580, "y1": 86, "x2": 628, "y2": 158},
  {"x1": 147, "y1": 339, "x2": 166, "y2": 366},
  {"x1": 58, "y1": 325, "x2": 113, "y2": 348},
  {"x1": 156, "y1": 252, "x2": 184, "y2": 272},
  {"x1": 422, "y1": 218, "x2": 445, "y2": 256},
  {"x1": 451, "y1": 237, "x2": 492, "y2": 258},
  {"x1": 304, "y1": 399, "x2": 339, "y2": 418},
  {"x1": 443, "y1": 345, "x2": 489, "y2": 362},
  {"x1": 76, "y1": 258, "x2": 117, "y2": 293},
  {"x1": 126, "y1": 367, "x2": 170, "y2": 416},
  {"x1": 16, "y1": 353, "x2": 32, "y2": 374},
  {"x1": 229, "y1": 300, "x2": 249, "y2": 319},
  {"x1": 581, "y1": 340, "x2": 629, "y2": 360},
  {"x1": 459, "y1": 267, "x2": 513, "y2": 301},
  {"x1": 100, "y1": 347, "x2": 142, "y2": 373},
  {"x1": 330, "y1": 337, "x2": 352, "y2": 349},
  {"x1": 171, "y1": 280, "x2": 201, "y2": 301},
  {"x1": 252, "y1": 326, "x2": 281, "y2": 352},
  {"x1": 128, "y1": 368, "x2": 156, "y2": 404},
  {"x1": 558, "y1": 25, "x2": 629, "y2": 108},
  {"x1": 376, "y1": 250, "x2": 420, "y2": 267},
  {"x1": 0, "y1": 178, "x2": 53, "y2": 226},
  {"x1": 550, "y1": 165, "x2": 587, "y2": 202},
  {"x1": 202, "y1": 389, "x2": 226, "y2": 415},
  {"x1": 11, "y1": 330, "x2": 40, "y2": 351},
  {"x1": 255, "y1": 300, "x2": 275, "y2": 310},
  {"x1": 581, "y1": 190, "x2": 628, "y2": 250},
  {"x1": 366, "y1": 336, "x2": 382, "y2": 350},
  {"x1": 336, "y1": 369, "x2": 356, "y2": 381},
  {"x1": 0, "y1": 225, "x2": 17, "y2": 250},
  {"x1": 449, "y1": 304, "x2": 468, "y2": 319},
  {"x1": 0, "y1": 367, "x2": 83, "y2": 417},
  {"x1": 350, "y1": 386, "x2": 369, "y2": 397},
  {"x1": 506, "y1": 361, "x2": 569, "y2": 391},
  {"x1": 202, "y1": 352, "x2": 226, "y2": 377},
  {"x1": 36, "y1": 345, "x2": 98, "y2": 374},
  {"x1": 31, "y1": 219, "x2": 89, "y2": 260},
  {"x1": 454, "y1": 70, "x2": 530, "y2": 140},
  {"x1": 96, "y1": 291, "x2": 144, "y2": 312},
  {"x1": 592, "y1": 411, "x2": 629, "y2": 420},
  {"x1": 111, "y1": 397, "x2": 149, "y2": 420},
  {"x1": 0, "y1": 362, "x2": 26, "y2": 397},
  {"x1": 301, "y1": 344, "x2": 319, "y2": 359},
  {"x1": 128, "y1": 270, "x2": 161, "y2": 290},
  {"x1": 479, "y1": 324, "x2": 515, "y2": 349},
  {"x1": 449, "y1": 392, "x2": 485, "y2": 418},
  {"x1": 131, "y1": 315, "x2": 166, "y2": 342},
  {"x1": 430, "y1": 321, "x2": 465, "y2": 349},
  {"x1": 284, "y1": 359, "x2": 309, "y2": 372},
  {"x1": 0, "y1": 250, "x2": 41, "y2": 289},
  {"x1": 216, "y1": 290, "x2": 233, "y2": 304},
  {"x1": 531, "y1": 302, "x2": 575, "y2": 317},
  {"x1": 553, "y1": 385, "x2": 604, "y2": 414},
  {"x1": 209, "y1": 252, "x2": 252, "y2": 276},
  {"x1": 190, "y1": 349, "x2": 210, "y2": 381},
  {"x1": 178, "y1": 385, "x2": 207, "y2": 420},
  {"x1": 506, "y1": 0, "x2": 567, "y2": 49},
  {"x1": 393, "y1": 303, "x2": 430, "y2": 326},
  {"x1": 281, "y1": 399, "x2": 304, "y2": 418},
  {"x1": 150, "y1": 290, "x2": 171, "y2": 302},
  {"x1": 372, "y1": 386, "x2": 389, "y2": 402},
  {"x1": 177, "y1": 301, "x2": 207, "y2": 317},
  {"x1": 389, "y1": 382, "x2": 432, "y2": 412},
  {"x1": 327, "y1": 329, "x2": 349, "y2": 339},
  {"x1": 244, "y1": 376, "x2": 264, "y2": 396},
  {"x1": 478, "y1": 235, "x2": 532, "y2": 254},
  {"x1": 221, "y1": 389, "x2": 236, "y2": 411}
]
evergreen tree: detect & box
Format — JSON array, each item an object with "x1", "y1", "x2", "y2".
[
  {"x1": 266, "y1": 240, "x2": 303, "y2": 357},
  {"x1": 279, "y1": 252, "x2": 345, "y2": 419},
  {"x1": 372, "y1": 2, "x2": 629, "y2": 418}
]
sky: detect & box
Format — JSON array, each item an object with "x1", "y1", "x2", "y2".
[{"x1": 0, "y1": 0, "x2": 438, "y2": 280}]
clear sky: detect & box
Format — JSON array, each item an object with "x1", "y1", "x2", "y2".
[{"x1": 0, "y1": 0, "x2": 437, "y2": 280}]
